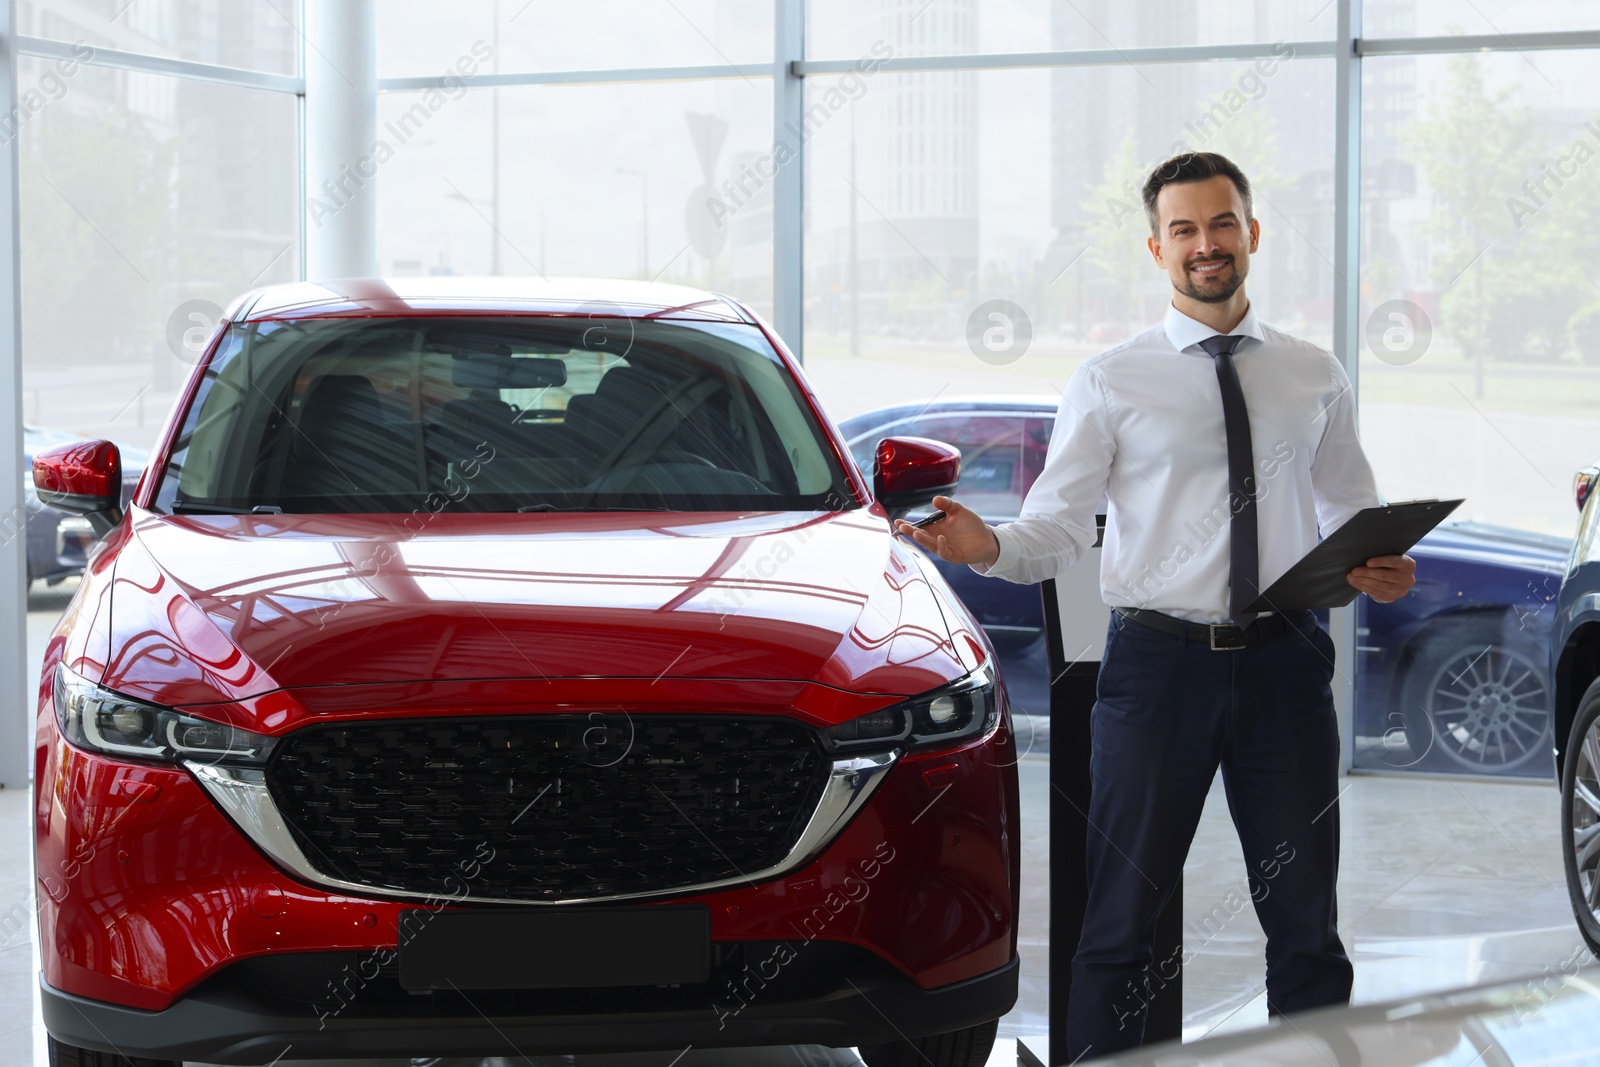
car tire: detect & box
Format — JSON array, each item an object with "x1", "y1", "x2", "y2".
[
  {"x1": 1399, "y1": 621, "x2": 1552, "y2": 773},
  {"x1": 1561, "y1": 676, "x2": 1600, "y2": 958},
  {"x1": 47, "y1": 1035, "x2": 178, "y2": 1067},
  {"x1": 857, "y1": 1018, "x2": 999, "y2": 1067}
]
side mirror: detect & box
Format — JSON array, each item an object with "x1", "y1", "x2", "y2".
[
  {"x1": 33, "y1": 440, "x2": 123, "y2": 537},
  {"x1": 874, "y1": 436, "x2": 961, "y2": 516},
  {"x1": 1577, "y1": 464, "x2": 1598, "y2": 512}
]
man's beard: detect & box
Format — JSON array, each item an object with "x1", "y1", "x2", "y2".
[{"x1": 1175, "y1": 255, "x2": 1245, "y2": 303}]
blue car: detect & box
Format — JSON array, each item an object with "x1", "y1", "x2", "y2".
[
  {"x1": 1551, "y1": 462, "x2": 1600, "y2": 955},
  {"x1": 842, "y1": 397, "x2": 1567, "y2": 777}
]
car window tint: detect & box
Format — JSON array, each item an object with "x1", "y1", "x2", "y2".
[{"x1": 152, "y1": 317, "x2": 851, "y2": 515}]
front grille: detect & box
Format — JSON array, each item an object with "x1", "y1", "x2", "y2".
[{"x1": 265, "y1": 715, "x2": 830, "y2": 901}]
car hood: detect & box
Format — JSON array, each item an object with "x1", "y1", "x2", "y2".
[
  {"x1": 1417, "y1": 519, "x2": 1570, "y2": 573},
  {"x1": 96, "y1": 507, "x2": 978, "y2": 711}
]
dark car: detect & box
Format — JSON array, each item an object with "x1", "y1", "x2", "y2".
[
  {"x1": 842, "y1": 397, "x2": 1568, "y2": 777},
  {"x1": 1550, "y1": 462, "x2": 1600, "y2": 957},
  {"x1": 23, "y1": 425, "x2": 144, "y2": 588},
  {"x1": 33, "y1": 278, "x2": 1018, "y2": 1067}
]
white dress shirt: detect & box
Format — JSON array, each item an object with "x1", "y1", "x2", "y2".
[{"x1": 971, "y1": 303, "x2": 1382, "y2": 624}]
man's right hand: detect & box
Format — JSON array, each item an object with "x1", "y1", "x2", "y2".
[{"x1": 894, "y1": 495, "x2": 1001, "y2": 566}]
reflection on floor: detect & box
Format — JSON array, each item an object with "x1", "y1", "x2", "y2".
[
  {"x1": 1180, "y1": 772, "x2": 1573, "y2": 1042},
  {"x1": 230, "y1": 1048, "x2": 1038, "y2": 1066},
  {"x1": 8, "y1": 580, "x2": 1584, "y2": 1065},
  {"x1": 0, "y1": 793, "x2": 30, "y2": 1067},
  {"x1": 277, "y1": 1051, "x2": 866, "y2": 1066}
]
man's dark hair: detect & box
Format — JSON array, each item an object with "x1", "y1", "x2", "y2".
[{"x1": 1141, "y1": 152, "x2": 1253, "y2": 237}]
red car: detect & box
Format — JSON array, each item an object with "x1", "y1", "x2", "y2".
[{"x1": 32, "y1": 278, "x2": 1019, "y2": 1067}]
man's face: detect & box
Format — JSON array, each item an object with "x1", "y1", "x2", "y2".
[{"x1": 1147, "y1": 174, "x2": 1260, "y2": 304}]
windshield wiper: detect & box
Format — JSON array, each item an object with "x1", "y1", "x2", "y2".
[
  {"x1": 515, "y1": 503, "x2": 676, "y2": 513},
  {"x1": 170, "y1": 502, "x2": 280, "y2": 515}
]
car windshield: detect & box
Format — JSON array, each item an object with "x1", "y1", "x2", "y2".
[{"x1": 151, "y1": 316, "x2": 853, "y2": 514}]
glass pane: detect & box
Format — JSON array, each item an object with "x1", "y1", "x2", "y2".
[
  {"x1": 1351, "y1": 50, "x2": 1593, "y2": 777},
  {"x1": 379, "y1": 0, "x2": 773, "y2": 77},
  {"x1": 24, "y1": 0, "x2": 298, "y2": 75},
  {"x1": 153, "y1": 317, "x2": 847, "y2": 514},
  {"x1": 19, "y1": 59, "x2": 300, "y2": 461},
  {"x1": 376, "y1": 79, "x2": 775, "y2": 316},
  {"x1": 802, "y1": 59, "x2": 1336, "y2": 425},
  {"x1": 1365, "y1": 0, "x2": 1600, "y2": 37},
  {"x1": 807, "y1": 0, "x2": 1334, "y2": 61}
]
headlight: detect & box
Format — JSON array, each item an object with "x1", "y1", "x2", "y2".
[
  {"x1": 54, "y1": 664, "x2": 276, "y2": 765},
  {"x1": 823, "y1": 660, "x2": 999, "y2": 752}
]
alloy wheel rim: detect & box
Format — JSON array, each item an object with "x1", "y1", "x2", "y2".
[
  {"x1": 1572, "y1": 720, "x2": 1600, "y2": 923},
  {"x1": 1424, "y1": 643, "x2": 1550, "y2": 770}
]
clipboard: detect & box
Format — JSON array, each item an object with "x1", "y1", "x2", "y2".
[{"x1": 1243, "y1": 498, "x2": 1464, "y2": 613}]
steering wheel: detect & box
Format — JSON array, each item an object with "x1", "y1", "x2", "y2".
[{"x1": 617, "y1": 449, "x2": 719, "y2": 469}]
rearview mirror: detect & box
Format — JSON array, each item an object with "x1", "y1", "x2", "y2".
[
  {"x1": 452, "y1": 353, "x2": 568, "y2": 389},
  {"x1": 33, "y1": 440, "x2": 123, "y2": 537},
  {"x1": 874, "y1": 436, "x2": 961, "y2": 515}
]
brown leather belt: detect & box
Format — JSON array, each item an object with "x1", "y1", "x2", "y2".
[{"x1": 1113, "y1": 607, "x2": 1304, "y2": 651}]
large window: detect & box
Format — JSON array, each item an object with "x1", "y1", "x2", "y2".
[
  {"x1": 23, "y1": 0, "x2": 299, "y2": 74},
  {"x1": 1349, "y1": 48, "x2": 1598, "y2": 776},
  {"x1": 806, "y1": 0, "x2": 1337, "y2": 59},
  {"x1": 1359, "y1": 49, "x2": 1600, "y2": 539},
  {"x1": 372, "y1": 0, "x2": 777, "y2": 310},
  {"x1": 18, "y1": 59, "x2": 299, "y2": 455},
  {"x1": 374, "y1": 78, "x2": 776, "y2": 316},
  {"x1": 1365, "y1": 0, "x2": 1600, "y2": 37},
  {"x1": 801, "y1": 55, "x2": 1335, "y2": 424},
  {"x1": 378, "y1": 0, "x2": 773, "y2": 76}
]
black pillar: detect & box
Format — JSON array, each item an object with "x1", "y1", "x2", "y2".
[{"x1": 1035, "y1": 572, "x2": 1182, "y2": 1065}]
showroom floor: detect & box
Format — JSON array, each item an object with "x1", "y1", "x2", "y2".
[{"x1": 6, "y1": 584, "x2": 1582, "y2": 1066}]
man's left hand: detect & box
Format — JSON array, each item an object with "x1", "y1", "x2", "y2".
[{"x1": 1347, "y1": 554, "x2": 1416, "y2": 603}]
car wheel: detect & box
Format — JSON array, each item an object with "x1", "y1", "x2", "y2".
[
  {"x1": 858, "y1": 1018, "x2": 999, "y2": 1067},
  {"x1": 1562, "y1": 677, "x2": 1600, "y2": 958},
  {"x1": 47, "y1": 1035, "x2": 178, "y2": 1067},
  {"x1": 1400, "y1": 624, "x2": 1552, "y2": 772}
]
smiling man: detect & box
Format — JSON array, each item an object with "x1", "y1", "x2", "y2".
[{"x1": 898, "y1": 152, "x2": 1415, "y2": 1060}]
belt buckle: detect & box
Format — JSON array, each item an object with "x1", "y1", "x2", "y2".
[{"x1": 1209, "y1": 624, "x2": 1247, "y2": 651}]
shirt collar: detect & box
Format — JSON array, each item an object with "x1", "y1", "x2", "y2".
[{"x1": 1163, "y1": 302, "x2": 1265, "y2": 355}]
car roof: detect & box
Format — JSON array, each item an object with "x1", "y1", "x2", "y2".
[
  {"x1": 864, "y1": 395, "x2": 1057, "y2": 413},
  {"x1": 226, "y1": 277, "x2": 757, "y2": 324},
  {"x1": 839, "y1": 395, "x2": 1056, "y2": 430}
]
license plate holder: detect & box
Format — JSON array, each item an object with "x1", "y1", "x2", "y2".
[{"x1": 397, "y1": 905, "x2": 711, "y2": 990}]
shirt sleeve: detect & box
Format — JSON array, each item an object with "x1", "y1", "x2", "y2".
[
  {"x1": 969, "y1": 363, "x2": 1116, "y2": 585},
  {"x1": 1310, "y1": 354, "x2": 1383, "y2": 535}
]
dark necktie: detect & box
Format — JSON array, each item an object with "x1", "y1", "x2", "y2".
[{"x1": 1198, "y1": 334, "x2": 1259, "y2": 628}]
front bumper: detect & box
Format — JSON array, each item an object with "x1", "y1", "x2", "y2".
[
  {"x1": 41, "y1": 951, "x2": 1019, "y2": 1062},
  {"x1": 36, "y1": 703, "x2": 1021, "y2": 1012}
]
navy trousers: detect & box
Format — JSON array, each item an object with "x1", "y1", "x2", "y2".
[{"x1": 1064, "y1": 609, "x2": 1354, "y2": 1061}]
